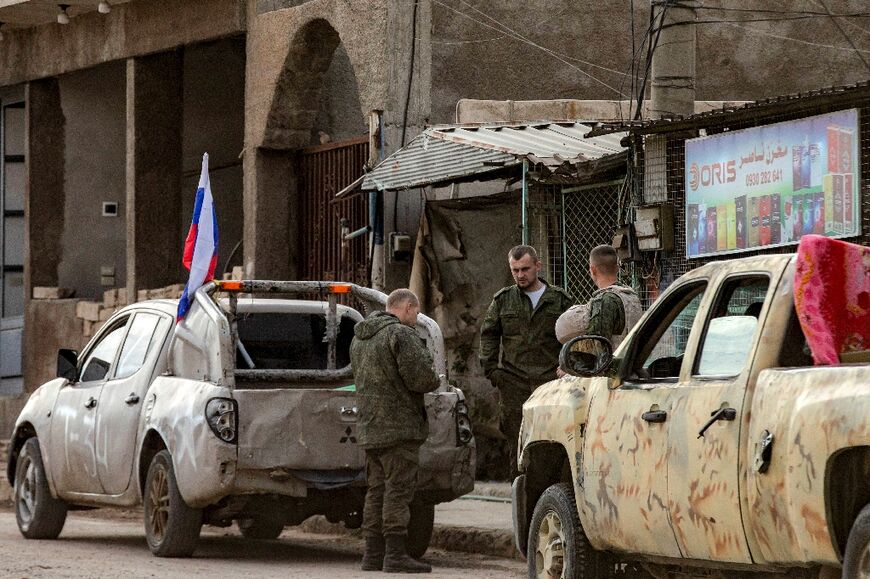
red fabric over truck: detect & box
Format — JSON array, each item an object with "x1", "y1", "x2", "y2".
[{"x1": 794, "y1": 234, "x2": 870, "y2": 365}]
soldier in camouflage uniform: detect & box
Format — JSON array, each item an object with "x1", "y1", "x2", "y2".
[
  {"x1": 479, "y1": 245, "x2": 573, "y2": 480},
  {"x1": 582, "y1": 244, "x2": 643, "y2": 347},
  {"x1": 351, "y1": 288, "x2": 439, "y2": 574}
]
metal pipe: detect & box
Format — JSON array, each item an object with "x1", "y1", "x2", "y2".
[
  {"x1": 326, "y1": 293, "x2": 338, "y2": 370},
  {"x1": 345, "y1": 225, "x2": 371, "y2": 241},
  {"x1": 521, "y1": 159, "x2": 529, "y2": 245}
]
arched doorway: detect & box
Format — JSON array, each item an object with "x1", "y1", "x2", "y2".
[{"x1": 264, "y1": 18, "x2": 370, "y2": 284}]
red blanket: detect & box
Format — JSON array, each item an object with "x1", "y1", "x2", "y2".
[{"x1": 794, "y1": 235, "x2": 870, "y2": 365}]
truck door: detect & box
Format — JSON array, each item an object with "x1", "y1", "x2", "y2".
[
  {"x1": 582, "y1": 280, "x2": 707, "y2": 558},
  {"x1": 49, "y1": 317, "x2": 130, "y2": 495},
  {"x1": 95, "y1": 311, "x2": 172, "y2": 495},
  {"x1": 665, "y1": 275, "x2": 771, "y2": 563}
]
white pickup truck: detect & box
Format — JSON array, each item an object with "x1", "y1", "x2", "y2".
[
  {"x1": 8, "y1": 280, "x2": 475, "y2": 558},
  {"x1": 514, "y1": 253, "x2": 870, "y2": 579}
]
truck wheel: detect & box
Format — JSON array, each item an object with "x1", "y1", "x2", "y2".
[
  {"x1": 407, "y1": 502, "x2": 435, "y2": 559},
  {"x1": 14, "y1": 437, "x2": 68, "y2": 539},
  {"x1": 528, "y1": 482, "x2": 606, "y2": 579},
  {"x1": 144, "y1": 450, "x2": 203, "y2": 557},
  {"x1": 843, "y1": 503, "x2": 870, "y2": 578},
  {"x1": 237, "y1": 517, "x2": 284, "y2": 540}
]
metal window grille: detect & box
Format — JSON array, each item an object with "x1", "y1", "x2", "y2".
[
  {"x1": 563, "y1": 180, "x2": 623, "y2": 302},
  {"x1": 526, "y1": 180, "x2": 623, "y2": 302}
]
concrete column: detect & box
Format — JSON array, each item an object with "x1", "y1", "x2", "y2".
[
  {"x1": 650, "y1": 0, "x2": 697, "y2": 120},
  {"x1": 125, "y1": 51, "x2": 184, "y2": 298},
  {"x1": 24, "y1": 78, "x2": 65, "y2": 302},
  {"x1": 242, "y1": 148, "x2": 294, "y2": 280}
]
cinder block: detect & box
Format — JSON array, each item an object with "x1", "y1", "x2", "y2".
[
  {"x1": 32, "y1": 287, "x2": 74, "y2": 300},
  {"x1": 150, "y1": 287, "x2": 168, "y2": 299},
  {"x1": 103, "y1": 289, "x2": 118, "y2": 309},
  {"x1": 166, "y1": 284, "x2": 185, "y2": 299},
  {"x1": 83, "y1": 320, "x2": 98, "y2": 338},
  {"x1": 232, "y1": 266, "x2": 243, "y2": 280},
  {"x1": 99, "y1": 308, "x2": 114, "y2": 322},
  {"x1": 116, "y1": 288, "x2": 128, "y2": 306},
  {"x1": 137, "y1": 289, "x2": 149, "y2": 302},
  {"x1": 75, "y1": 301, "x2": 101, "y2": 322}
]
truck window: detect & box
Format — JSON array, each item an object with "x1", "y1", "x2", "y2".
[
  {"x1": 626, "y1": 282, "x2": 707, "y2": 382},
  {"x1": 113, "y1": 313, "x2": 165, "y2": 380},
  {"x1": 695, "y1": 276, "x2": 769, "y2": 377},
  {"x1": 80, "y1": 319, "x2": 129, "y2": 383},
  {"x1": 235, "y1": 312, "x2": 356, "y2": 370}
]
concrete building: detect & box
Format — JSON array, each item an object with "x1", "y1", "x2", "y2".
[{"x1": 0, "y1": 0, "x2": 869, "y2": 436}]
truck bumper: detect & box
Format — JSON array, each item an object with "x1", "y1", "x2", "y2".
[{"x1": 512, "y1": 474, "x2": 528, "y2": 556}]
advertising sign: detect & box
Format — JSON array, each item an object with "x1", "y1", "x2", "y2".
[{"x1": 685, "y1": 109, "x2": 860, "y2": 258}]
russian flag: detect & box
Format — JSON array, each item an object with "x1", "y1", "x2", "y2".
[{"x1": 177, "y1": 153, "x2": 219, "y2": 321}]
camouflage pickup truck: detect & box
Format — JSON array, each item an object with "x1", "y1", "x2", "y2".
[
  {"x1": 514, "y1": 254, "x2": 870, "y2": 579},
  {"x1": 8, "y1": 281, "x2": 474, "y2": 558}
]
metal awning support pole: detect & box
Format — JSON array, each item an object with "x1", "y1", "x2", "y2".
[{"x1": 521, "y1": 159, "x2": 529, "y2": 245}]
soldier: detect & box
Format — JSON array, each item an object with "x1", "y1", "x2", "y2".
[
  {"x1": 582, "y1": 244, "x2": 643, "y2": 347},
  {"x1": 351, "y1": 288, "x2": 439, "y2": 574},
  {"x1": 479, "y1": 245, "x2": 573, "y2": 480}
]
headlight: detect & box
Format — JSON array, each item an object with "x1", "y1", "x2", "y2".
[
  {"x1": 455, "y1": 400, "x2": 473, "y2": 445},
  {"x1": 206, "y1": 398, "x2": 238, "y2": 443}
]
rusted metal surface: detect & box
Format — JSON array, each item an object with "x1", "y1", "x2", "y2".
[
  {"x1": 517, "y1": 252, "x2": 866, "y2": 572},
  {"x1": 297, "y1": 137, "x2": 369, "y2": 285},
  {"x1": 361, "y1": 121, "x2": 627, "y2": 192}
]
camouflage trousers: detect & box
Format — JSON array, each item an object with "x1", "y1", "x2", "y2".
[
  {"x1": 362, "y1": 441, "x2": 421, "y2": 538},
  {"x1": 491, "y1": 370, "x2": 548, "y2": 480}
]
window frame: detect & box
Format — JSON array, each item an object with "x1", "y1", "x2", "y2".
[
  {"x1": 691, "y1": 273, "x2": 772, "y2": 381},
  {"x1": 109, "y1": 311, "x2": 170, "y2": 381},
  {"x1": 619, "y1": 279, "x2": 709, "y2": 386},
  {"x1": 77, "y1": 316, "x2": 131, "y2": 385}
]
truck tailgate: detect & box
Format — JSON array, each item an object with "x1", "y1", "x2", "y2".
[{"x1": 234, "y1": 389, "x2": 364, "y2": 471}]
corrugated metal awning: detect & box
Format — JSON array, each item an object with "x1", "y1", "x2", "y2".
[{"x1": 360, "y1": 121, "x2": 627, "y2": 192}]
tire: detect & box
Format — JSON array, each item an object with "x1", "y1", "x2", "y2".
[
  {"x1": 237, "y1": 517, "x2": 284, "y2": 540},
  {"x1": 143, "y1": 450, "x2": 203, "y2": 557},
  {"x1": 527, "y1": 482, "x2": 607, "y2": 579},
  {"x1": 407, "y1": 502, "x2": 435, "y2": 559},
  {"x1": 843, "y1": 502, "x2": 870, "y2": 578},
  {"x1": 14, "y1": 437, "x2": 68, "y2": 539}
]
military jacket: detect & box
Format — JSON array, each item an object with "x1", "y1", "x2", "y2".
[
  {"x1": 587, "y1": 284, "x2": 643, "y2": 347},
  {"x1": 351, "y1": 311, "x2": 440, "y2": 449},
  {"x1": 479, "y1": 280, "x2": 573, "y2": 385}
]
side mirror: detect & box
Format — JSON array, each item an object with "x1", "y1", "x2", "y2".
[
  {"x1": 559, "y1": 335, "x2": 613, "y2": 378},
  {"x1": 57, "y1": 349, "x2": 79, "y2": 382}
]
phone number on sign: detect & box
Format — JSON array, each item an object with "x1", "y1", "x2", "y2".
[{"x1": 745, "y1": 169, "x2": 783, "y2": 187}]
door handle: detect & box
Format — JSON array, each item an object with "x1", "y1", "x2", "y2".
[
  {"x1": 125, "y1": 393, "x2": 140, "y2": 405},
  {"x1": 642, "y1": 410, "x2": 667, "y2": 423},
  {"x1": 697, "y1": 407, "x2": 737, "y2": 438},
  {"x1": 84, "y1": 397, "x2": 97, "y2": 409}
]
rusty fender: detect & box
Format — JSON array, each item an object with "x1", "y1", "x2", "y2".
[
  {"x1": 747, "y1": 365, "x2": 870, "y2": 566},
  {"x1": 8, "y1": 378, "x2": 66, "y2": 496},
  {"x1": 141, "y1": 376, "x2": 236, "y2": 509},
  {"x1": 518, "y1": 376, "x2": 591, "y2": 481}
]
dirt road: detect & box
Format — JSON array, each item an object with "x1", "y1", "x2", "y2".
[{"x1": 0, "y1": 510, "x2": 524, "y2": 578}]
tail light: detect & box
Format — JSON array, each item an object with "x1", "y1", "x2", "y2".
[
  {"x1": 206, "y1": 398, "x2": 238, "y2": 443},
  {"x1": 455, "y1": 400, "x2": 473, "y2": 445}
]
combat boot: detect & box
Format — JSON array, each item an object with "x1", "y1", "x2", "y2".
[
  {"x1": 383, "y1": 534, "x2": 431, "y2": 573},
  {"x1": 360, "y1": 534, "x2": 385, "y2": 571}
]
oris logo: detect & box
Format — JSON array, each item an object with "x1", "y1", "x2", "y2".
[{"x1": 689, "y1": 160, "x2": 736, "y2": 191}]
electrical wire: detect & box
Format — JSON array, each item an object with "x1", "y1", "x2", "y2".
[
  {"x1": 813, "y1": 0, "x2": 870, "y2": 73},
  {"x1": 430, "y1": 0, "x2": 629, "y2": 96},
  {"x1": 634, "y1": 0, "x2": 671, "y2": 120},
  {"x1": 714, "y1": 20, "x2": 870, "y2": 53},
  {"x1": 397, "y1": 0, "x2": 420, "y2": 233}
]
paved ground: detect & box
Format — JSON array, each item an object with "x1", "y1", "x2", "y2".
[{"x1": 0, "y1": 510, "x2": 525, "y2": 579}]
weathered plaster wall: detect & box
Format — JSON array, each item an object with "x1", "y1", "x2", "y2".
[
  {"x1": 0, "y1": 0, "x2": 245, "y2": 87},
  {"x1": 430, "y1": 0, "x2": 870, "y2": 124},
  {"x1": 57, "y1": 62, "x2": 127, "y2": 300}
]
